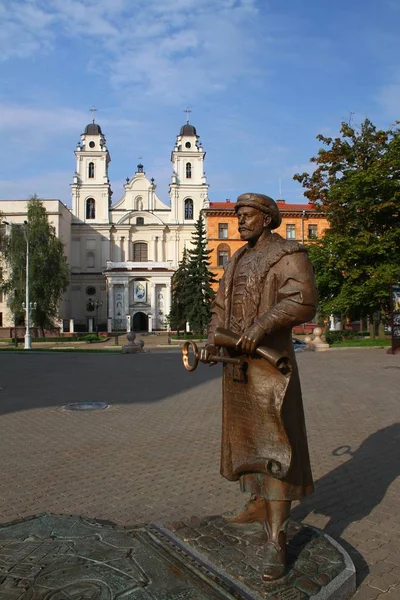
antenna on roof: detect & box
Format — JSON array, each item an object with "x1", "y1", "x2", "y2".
[
  {"x1": 279, "y1": 178, "x2": 282, "y2": 199},
  {"x1": 90, "y1": 106, "x2": 97, "y2": 123}
]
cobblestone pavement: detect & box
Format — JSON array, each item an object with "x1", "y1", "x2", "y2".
[{"x1": 0, "y1": 347, "x2": 399, "y2": 598}]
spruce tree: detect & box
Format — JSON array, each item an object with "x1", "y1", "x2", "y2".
[
  {"x1": 185, "y1": 215, "x2": 217, "y2": 335},
  {"x1": 168, "y1": 247, "x2": 189, "y2": 332}
]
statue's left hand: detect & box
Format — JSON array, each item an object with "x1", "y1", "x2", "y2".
[{"x1": 236, "y1": 323, "x2": 265, "y2": 355}]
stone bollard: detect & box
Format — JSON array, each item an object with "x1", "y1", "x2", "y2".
[
  {"x1": 121, "y1": 331, "x2": 145, "y2": 354},
  {"x1": 310, "y1": 327, "x2": 330, "y2": 352}
]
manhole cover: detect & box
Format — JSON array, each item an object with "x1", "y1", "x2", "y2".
[{"x1": 63, "y1": 402, "x2": 109, "y2": 411}]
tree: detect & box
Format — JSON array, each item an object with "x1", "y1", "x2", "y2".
[
  {"x1": 185, "y1": 215, "x2": 217, "y2": 335},
  {"x1": 1, "y1": 196, "x2": 70, "y2": 336},
  {"x1": 168, "y1": 247, "x2": 189, "y2": 332},
  {"x1": 294, "y1": 118, "x2": 400, "y2": 322}
]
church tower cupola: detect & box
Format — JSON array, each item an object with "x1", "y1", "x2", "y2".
[
  {"x1": 169, "y1": 109, "x2": 209, "y2": 223},
  {"x1": 71, "y1": 108, "x2": 111, "y2": 224}
]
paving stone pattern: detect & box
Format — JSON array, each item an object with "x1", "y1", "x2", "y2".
[{"x1": 0, "y1": 349, "x2": 399, "y2": 598}]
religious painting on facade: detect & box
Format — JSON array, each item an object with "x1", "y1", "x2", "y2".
[{"x1": 134, "y1": 281, "x2": 147, "y2": 303}]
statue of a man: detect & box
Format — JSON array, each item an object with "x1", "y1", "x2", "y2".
[{"x1": 202, "y1": 193, "x2": 318, "y2": 581}]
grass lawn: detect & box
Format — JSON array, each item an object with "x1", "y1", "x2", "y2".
[{"x1": 331, "y1": 338, "x2": 391, "y2": 347}]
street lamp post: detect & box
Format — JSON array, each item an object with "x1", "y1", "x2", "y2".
[{"x1": 23, "y1": 221, "x2": 31, "y2": 349}]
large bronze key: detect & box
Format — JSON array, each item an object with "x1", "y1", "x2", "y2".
[
  {"x1": 181, "y1": 328, "x2": 291, "y2": 374},
  {"x1": 181, "y1": 339, "x2": 243, "y2": 372}
]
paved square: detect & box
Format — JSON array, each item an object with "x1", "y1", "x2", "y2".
[{"x1": 0, "y1": 347, "x2": 399, "y2": 598}]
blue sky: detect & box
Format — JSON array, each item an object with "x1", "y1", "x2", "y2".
[{"x1": 0, "y1": 0, "x2": 399, "y2": 207}]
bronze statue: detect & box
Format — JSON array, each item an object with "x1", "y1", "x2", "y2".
[{"x1": 191, "y1": 193, "x2": 318, "y2": 582}]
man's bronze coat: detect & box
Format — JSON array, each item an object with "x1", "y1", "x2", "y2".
[{"x1": 208, "y1": 233, "x2": 318, "y2": 500}]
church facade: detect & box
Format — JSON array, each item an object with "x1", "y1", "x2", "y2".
[{"x1": 0, "y1": 118, "x2": 210, "y2": 332}]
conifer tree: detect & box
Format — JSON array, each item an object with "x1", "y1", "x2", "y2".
[
  {"x1": 185, "y1": 215, "x2": 217, "y2": 334},
  {"x1": 168, "y1": 247, "x2": 189, "y2": 332}
]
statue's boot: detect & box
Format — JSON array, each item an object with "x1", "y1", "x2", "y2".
[
  {"x1": 262, "y1": 500, "x2": 291, "y2": 582},
  {"x1": 262, "y1": 519, "x2": 288, "y2": 581},
  {"x1": 223, "y1": 495, "x2": 267, "y2": 524}
]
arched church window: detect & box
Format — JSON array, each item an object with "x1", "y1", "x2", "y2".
[
  {"x1": 136, "y1": 217, "x2": 144, "y2": 225},
  {"x1": 184, "y1": 198, "x2": 194, "y2": 220},
  {"x1": 88, "y1": 162, "x2": 95, "y2": 178},
  {"x1": 133, "y1": 242, "x2": 148, "y2": 262},
  {"x1": 217, "y1": 243, "x2": 230, "y2": 267},
  {"x1": 186, "y1": 162, "x2": 192, "y2": 178},
  {"x1": 86, "y1": 198, "x2": 96, "y2": 219},
  {"x1": 86, "y1": 252, "x2": 95, "y2": 268}
]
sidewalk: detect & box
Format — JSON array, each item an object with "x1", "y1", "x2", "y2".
[{"x1": 0, "y1": 349, "x2": 398, "y2": 597}]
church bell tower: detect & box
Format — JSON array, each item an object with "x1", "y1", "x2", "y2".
[
  {"x1": 71, "y1": 111, "x2": 111, "y2": 224},
  {"x1": 169, "y1": 111, "x2": 209, "y2": 223}
]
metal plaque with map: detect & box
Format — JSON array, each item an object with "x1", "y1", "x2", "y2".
[
  {"x1": 0, "y1": 514, "x2": 233, "y2": 599},
  {"x1": 0, "y1": 514, "x2": 355, "y2": 600}
]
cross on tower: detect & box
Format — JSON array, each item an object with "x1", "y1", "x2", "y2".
[
  {"x1": 184, "y1": 107, "x2": 192, "y2": 123},
  {"x1": 90, "y1": 106, "x2": 97, "y2": 123}
]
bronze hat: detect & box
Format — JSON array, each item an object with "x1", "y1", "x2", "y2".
[{"x1": 234, "y1": 193, "x2": 282, "y2": 230}]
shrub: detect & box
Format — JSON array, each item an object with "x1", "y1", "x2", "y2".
[
  {"x1": 325, "y1": 329, "x2": 355, "y2": 345},
  {"x1": 79, "y1": 334, "x2": 102, "y2": 343}
]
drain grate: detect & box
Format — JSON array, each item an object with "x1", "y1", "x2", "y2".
[{"x1": 63, "y1": 402, "x2": 109, "y2": 411}]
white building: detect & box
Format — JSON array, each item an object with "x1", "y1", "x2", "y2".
[{"x1": 0, "y1": 118, "x2": 209, "y2": 332}]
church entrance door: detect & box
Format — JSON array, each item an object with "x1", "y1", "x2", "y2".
[{"x1": 132, "y1": 312, "x2": 148, "y2": 332}]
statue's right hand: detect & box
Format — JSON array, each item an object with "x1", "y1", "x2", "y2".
[{"x1": 200, "y1": 344, "x2": 218, "y2": 365}]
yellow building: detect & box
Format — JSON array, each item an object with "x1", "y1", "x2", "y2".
[{"x1": 203, "y1": 199, "x2": 329, "y2": 290}]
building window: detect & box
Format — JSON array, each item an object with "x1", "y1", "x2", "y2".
[
  {"x1": 218, "y1": 223, "x2": 228, "y2": 239},
  {"x1": 86, "y1": 198, "x2": 95, "y2": 219},
  {"x1": 308, "y1": 224, "x2": 318, "y2": 239},
  {"x1": 86, "y1": 286, "x2": 96, "y2": 296},
  {"x1": 0, "y1": 312, "x2": 3, "y2": 326},
  {"x1": 286, "y1": 224, "x2": 296, "y2": 240},
  {"x1": 88, "y1": 162, "x2": 95, "y2": 178},
  {"x1": 87, "y1": 252, "x2": 95, "y2": 268},
  {"x1": 0, "y1": 290, "x2": 3, "y2": 303},
  {"x1": 184, "y1": 198, "x2": 194, "y2": 219},
  {"x1": 136, "y1": 217, "x2": 144, "y2": 225},
  {"x1": 186, "y1": 162, "x2": 192, "y2": 179},
  {"x1": 217, "y1": 243, "x2": 230, "y2": 267},
  {"x1": 133, "y1": 242, "x2": 148, "y2": 262}
]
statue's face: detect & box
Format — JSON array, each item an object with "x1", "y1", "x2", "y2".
[{"x1": 237, "y1": 206, "x2": 270, "y2": 242}]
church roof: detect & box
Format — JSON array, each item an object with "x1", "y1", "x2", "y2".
[
  {"x1": 179, "y1": 123, "x2": 197, "y2": 136},
  {"x1": 84, "y1": 122, "x2": 103, "y2": 135}
]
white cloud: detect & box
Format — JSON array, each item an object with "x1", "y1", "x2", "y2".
[
  {"x1": 0, "y1": 0, "x2": 264, "y2": 102},
  {"x1": 0, "y1": 171, "x2": 72, "y2": 205}
]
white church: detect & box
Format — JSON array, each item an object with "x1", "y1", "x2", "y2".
[{"x1": 0, "y1": 117, "x2": 210, "y2": 332}]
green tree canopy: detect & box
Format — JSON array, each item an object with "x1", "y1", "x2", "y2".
[
  {"x1": 2, "y1": 196, "x2": 70, "y2": 334},
  {"x1": 168, "y1": 246, "x2": 189, "y2": 331},
  {"x1": 294, "y1": 118, "x2": 400, "y2": 320},
  {"x1": 185, "y1": 215, "x2": 217, "y2": 334}
]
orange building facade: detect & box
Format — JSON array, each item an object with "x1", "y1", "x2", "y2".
[{"x1": 203, "y1": 199, "x2": 329, "y2": 290}]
